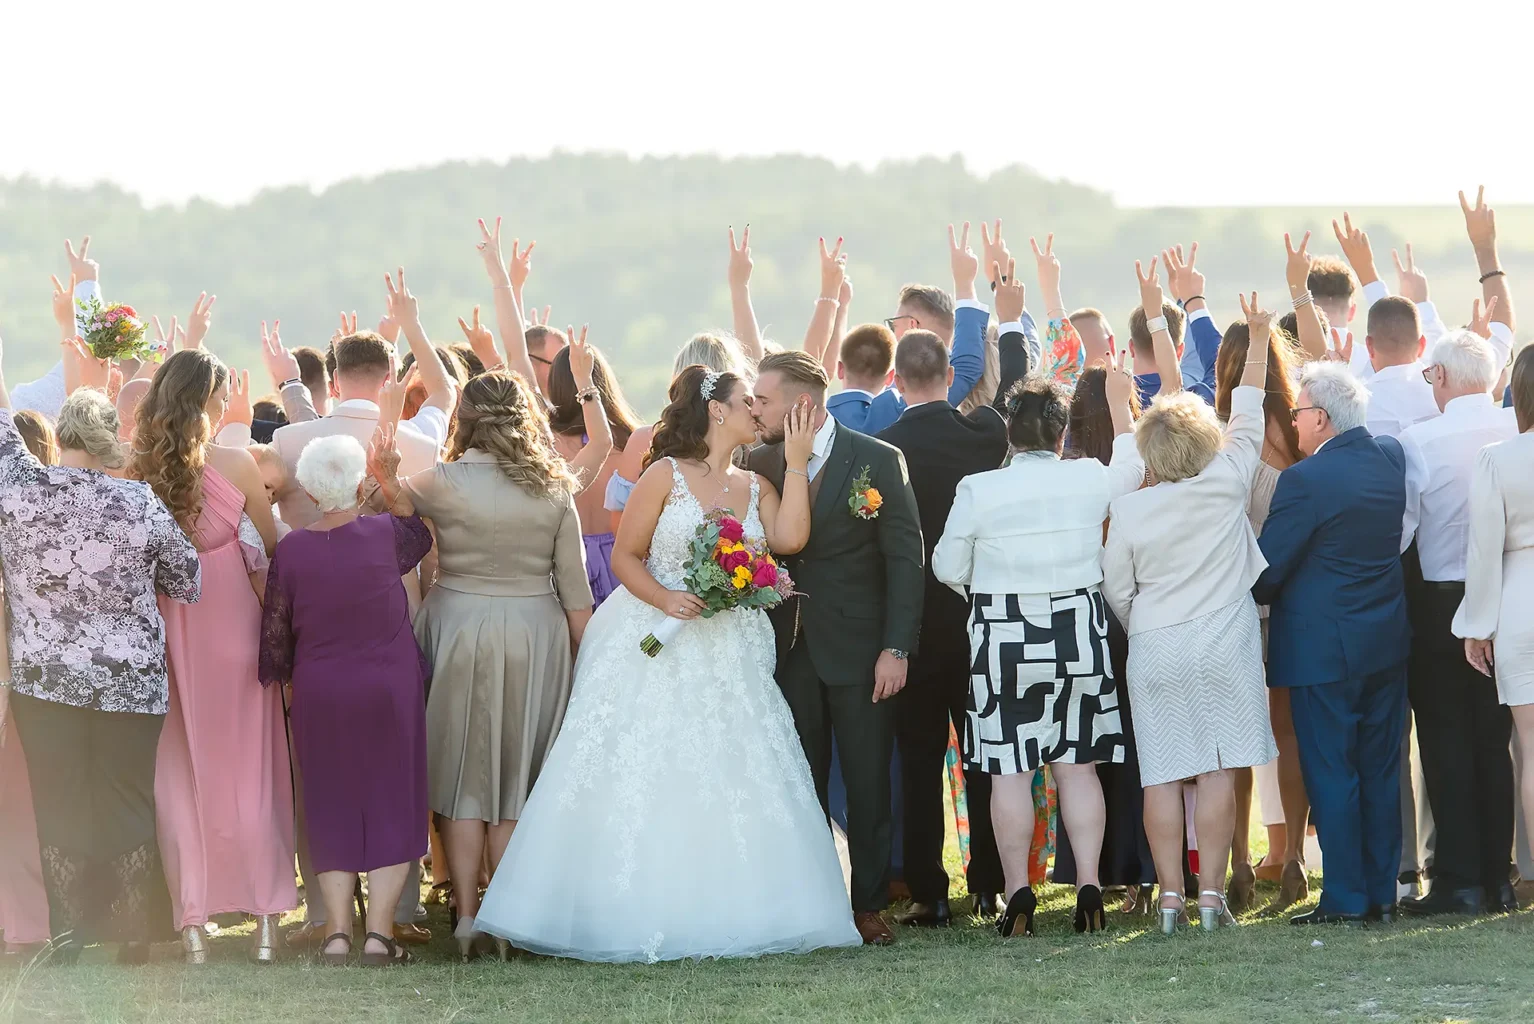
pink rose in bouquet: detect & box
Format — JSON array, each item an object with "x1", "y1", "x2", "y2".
[
  {"x1": 717, "y1": 515, "x2": 745, "y2": 543},
  {"x1": 752, "y1": 562, "x2": 778, "y2": 588}
]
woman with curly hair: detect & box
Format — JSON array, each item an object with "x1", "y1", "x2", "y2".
[
  {"x1": 131, "y1": 349, "x2": 295, "y2": 964},
  {"x1": 403, "y1": 370, "x2": 596, "y2": 960}
]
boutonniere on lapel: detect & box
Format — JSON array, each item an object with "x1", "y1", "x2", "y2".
[{"x1": 848, "y1": 466, "x2": 882, "y2": 520}]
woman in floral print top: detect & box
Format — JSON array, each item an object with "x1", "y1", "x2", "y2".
[{"x1": 0, "y1": 391, "x2": 201, "y2": 715}]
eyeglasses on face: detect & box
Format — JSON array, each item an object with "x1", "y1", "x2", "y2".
[
  {"x1": 1289, "y1": 405, "x2": 1326, "y2": 423},
  {"x1": 1421, "y1": 366, "x2": 1441, "y2": 384},
  {"x1": 883, "y1": 315, "x2": 917, "y2": 330}
]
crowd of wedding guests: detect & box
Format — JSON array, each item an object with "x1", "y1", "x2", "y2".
[{"x1": 0, "y1": 185, "x2": 1530, "y2": 964}]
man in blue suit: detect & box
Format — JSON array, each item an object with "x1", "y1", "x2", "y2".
[{"x1": 1253, "y1": 362, "x2": 1412, "y2": 925}]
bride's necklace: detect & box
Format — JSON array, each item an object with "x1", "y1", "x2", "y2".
[{"x1": 691, "y1": 459, "x2": 733, "y2": 499}]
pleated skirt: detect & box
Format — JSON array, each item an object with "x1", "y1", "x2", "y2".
[{"x1": 417, "y1": 588, "x2": 574, "y2": 824}]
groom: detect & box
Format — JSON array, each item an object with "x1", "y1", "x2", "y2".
[{"x1": 748, "y1": 350, "x2": 924, "y2": 946}]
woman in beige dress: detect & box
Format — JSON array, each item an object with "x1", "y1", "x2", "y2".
[{"x1": 404, "y1": 371, "x2": 594, "y2": 960}]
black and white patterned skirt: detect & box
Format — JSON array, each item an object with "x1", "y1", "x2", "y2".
[{"x1": 964, "y1": 586, "x2": 1126, "y2": 775}]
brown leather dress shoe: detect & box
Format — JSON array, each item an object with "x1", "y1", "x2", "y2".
[
  {"x1": 392, "y1": 923, "x2": 432, "y2": 946},
  {"x1": 854, "y1": 912, "x2": 896, "y2": 946}
]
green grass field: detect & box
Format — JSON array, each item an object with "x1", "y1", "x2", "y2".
[{"x1": 6, "y1": 869, "x2": 1533, "y2": 1024}]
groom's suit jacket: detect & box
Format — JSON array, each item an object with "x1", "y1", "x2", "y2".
[{"x1": 749, "y1": 421, "x2": 924, "y2": 687}]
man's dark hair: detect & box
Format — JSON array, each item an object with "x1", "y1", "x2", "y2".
[
  {"x1": 1366, "y1": 296, "x2": 1422, "y2": 354},
  {"x1": 292, "y1": 346, "x2": 327, "y2": 396},
  {"x1": 893, "y1": 330, "x2": 949, "y2": 389}
]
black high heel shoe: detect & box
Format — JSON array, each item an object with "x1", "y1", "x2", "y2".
[
  {"x1": 1074, "y1": 884, "x2": 1106, "y2": 933},
  {"x1": 997, "y1": 887, "x2": 1036, "y2": 938}
]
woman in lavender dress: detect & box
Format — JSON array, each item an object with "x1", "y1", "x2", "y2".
[
  {"x1": 259, "y1": 430, "x2": 433, "y2": 967},
  {"x1": 547, "y1": 334, "x2": 633, "y2": 605}
]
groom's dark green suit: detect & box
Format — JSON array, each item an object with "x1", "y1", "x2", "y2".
[{"x1": 749, "y1": 419, "x2": 924, "y2": 913}]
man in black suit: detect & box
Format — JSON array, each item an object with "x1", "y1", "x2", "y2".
[
  {"x1": 748, "y1": 350, "x2": 925, "y2": 947},
  {"x1": 874, "y1": 301, "x2": 1030, "y2": 925}
]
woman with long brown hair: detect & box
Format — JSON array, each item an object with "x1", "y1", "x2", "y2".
[
  {"x1": 1213, "y1": 313, "x2": 1309, "y2": 913},
  {"x1": 131, "y1": 348, "x2": 296, "y2": 964},
  {"x1": 404, "y1": 370, "x2": 595, "y2": 960},
  {"x1": 548, "y1": 335, "x2": 638, "y2": 606}
]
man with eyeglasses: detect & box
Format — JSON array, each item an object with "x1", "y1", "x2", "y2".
[
  {"x1": 525, "y1": 325, "x2": 568, "y2": 396},
  {"x1": 1256, "y1": 362, "x2": 1412, "y2": 926}
]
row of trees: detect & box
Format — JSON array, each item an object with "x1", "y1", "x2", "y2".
[{"x1": 1, "y1": 154, "x2": 1525, "y2": 414}]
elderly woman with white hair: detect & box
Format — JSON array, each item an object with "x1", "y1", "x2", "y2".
[
  {"x1": 258, "y1": 428, "x2": 434, "y2": 967},
  {"x1": 1102, "y1": 296, "x2": 1280, "y2": 934}
]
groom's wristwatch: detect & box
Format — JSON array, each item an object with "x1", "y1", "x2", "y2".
[{"x1": 883, "y1": 648, "x2": 908, "y2": 660}]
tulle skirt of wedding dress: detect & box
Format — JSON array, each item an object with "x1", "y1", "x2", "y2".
[{"x1": 474, "y1": 587, "x2": 861, "y2": 963}]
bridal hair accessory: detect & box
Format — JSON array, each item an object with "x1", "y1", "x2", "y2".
[{"x1": 700, "y1": 370, "x2": 723, "y2": 401}]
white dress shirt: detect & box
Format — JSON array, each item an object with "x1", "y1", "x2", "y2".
[
  {"x1": 1400, "y1": 393, "x2": 1519, "y2": 581},
  {"x1": 807, "y1": 413, "x2": 837, "y2": 482},
  {"x1": 1365, "y1": 362, "x2": 1441, "y2": 439},
  {"x1": 933, "y1": 433, "x2": 1144, "y2": 596},
  {"x1": 1102, "y1": 385, "x2": 1270, "y2": 634}
]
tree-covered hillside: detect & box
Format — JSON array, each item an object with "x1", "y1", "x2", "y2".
[{"x1": 1, "y1": 155, "x2": 1526, "y2": 414}]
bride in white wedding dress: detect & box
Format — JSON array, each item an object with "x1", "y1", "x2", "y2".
[{"x1": 475, "y1": 365, "x2": 860, "y2": 962}]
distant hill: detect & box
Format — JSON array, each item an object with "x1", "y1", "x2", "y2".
[{"x1": 1, "y1": 155, "x2": 1525, "y2": 415}]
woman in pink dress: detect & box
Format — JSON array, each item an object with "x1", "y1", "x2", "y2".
[{"x1": 131, "y1": 350, "x2": 296, "y2": 964}]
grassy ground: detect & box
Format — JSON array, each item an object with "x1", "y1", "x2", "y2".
[
  {"x1": 7, "y1": 871, "x2": 1534, "y2": 1024},
  {"x1": 7, "y1": 806, "x2": 1532, "y2": 1023}
]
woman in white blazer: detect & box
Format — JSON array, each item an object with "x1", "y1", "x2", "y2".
[
  {"x1": 932, "y1": 352, "x2": 1142, "y2": 939},
  {"x1": 1101, "y1": 295, "x2": 1278, "y2": 934}
]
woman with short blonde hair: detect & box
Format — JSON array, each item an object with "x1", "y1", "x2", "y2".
[{"x1": 1102, "y1": 296, "x2": 1280, "y2": 934}]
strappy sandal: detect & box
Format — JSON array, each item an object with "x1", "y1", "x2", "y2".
[
  {"x1": 359, "y1": 931, "x2": 413, "y2": 967},
  {"x1": 318, "y1": 932, "x2": 353, "y2": 966}
]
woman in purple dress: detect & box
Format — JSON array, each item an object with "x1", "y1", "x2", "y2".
[{"x1": 258, "y1": 428, "x2": 433, "y2": 967}]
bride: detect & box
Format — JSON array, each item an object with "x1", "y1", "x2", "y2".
[{"x1": 475, "y1": 364, "x2": 861, "y2": 961}]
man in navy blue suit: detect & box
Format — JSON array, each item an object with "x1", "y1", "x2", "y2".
[{"x1": 1253, "y1": 362, "x2": 1412, "y2": 925}]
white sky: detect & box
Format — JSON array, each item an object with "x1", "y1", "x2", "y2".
[{"x1": 4, "y1": 0, "x2": 1531, "y2": 207}]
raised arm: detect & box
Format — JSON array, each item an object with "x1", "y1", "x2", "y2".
[
  {"x1": 1135, "y1": 257, "x2": 1181, "y2": 397},
  {"x1": 947, "y1": 224, "x2": 985, "y2": 404},
  {"x1": 756, "y1": 400, "x2": 813, "y2": 554},
  {"x1": 1284, "y1": 232, "x2": 1328, "y2": 361},
  {"x1": 456, "y1": 305, "x2": 505, "y2": 375},
  {"x1": 563, "y1": 328, "x2": 615, "y2": 493},
  {"x1": 728, "y1": 225, "x2": 764, "y2": 364},
  {"x1": 801, "y1": 236, "x2": 845, "y2": 366},
  {"x1": 1389, "y1": 243, "x2": 1446, "y2": 346},
  {"x1": 476, "y1": 217, "x2": 540, "y2": 390},
  {"x1": 1165, "y1": 241, "x2": 1220, "y2": 390},
  {"x1": 824, "y1": 274, "x2": 852, "y2": 379},
  {"x1": 1030, "y1": 234, "x2": 1083, "y2": 383},
  {"x1": 384, "y1": 267, "x2": 456, "y2": 414},
  {"x1": 992, "y1": 258, "x2": 1032, "y2": 403},
  {"x1": 1461, "y1": 186, "x2": 1515, "y2": 366},
  {"x1": 258, "y1": 321, "x2": 318, "y2": 424}
]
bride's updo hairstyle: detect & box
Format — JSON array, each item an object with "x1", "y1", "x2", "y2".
[{"x1": 644, "y1": 364, "x2": 745, "y2": 470}]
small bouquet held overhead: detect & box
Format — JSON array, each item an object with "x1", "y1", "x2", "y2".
[
  {"x1": 75, "y1": 295, "x2": 152, "y2": 361},
  {"x1": 640, "y1": 509, "x2": 797, "y2": 657}
]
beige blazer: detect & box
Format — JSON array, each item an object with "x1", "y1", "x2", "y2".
[{"x1": 272, "y1": 399, "x2": 441, "y2": 529}]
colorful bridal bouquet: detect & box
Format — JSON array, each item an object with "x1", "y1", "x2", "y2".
[
  {"x1": 75, "y1": 295, "x2": 153, "y2": 361},
  {"x1": 640, "y1": 510, "x2": 797, "y2": 657}
]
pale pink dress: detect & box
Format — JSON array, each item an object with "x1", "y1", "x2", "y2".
[
  {"x1": 0, "y1": 717, "x2": 49, "y2": 947},
  {"x1": 155, "y1": 467, "x2": 296, "y2": 928}
]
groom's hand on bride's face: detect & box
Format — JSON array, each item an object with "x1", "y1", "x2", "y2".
[{"x1": 872, "y1": 651, "x2": 908, "y2": 702}]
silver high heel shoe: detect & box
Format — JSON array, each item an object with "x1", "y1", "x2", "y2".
[
  {"x1": 181, "y1": 924, "x2": 209, "y2": 965},
  {"x1": 1158, "y1": 891, "x2": 1186, "y2": 935},
  {"x1": 1199, "y1": 890, "x2": 1238, "y2": 932},
  {"x1": 250, "y1": 914, "x2": 279, "y2": 964}
]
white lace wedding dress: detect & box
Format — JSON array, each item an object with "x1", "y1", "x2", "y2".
[{"x1": 475, "y1": 458, "x2": 860, "y2": 962}]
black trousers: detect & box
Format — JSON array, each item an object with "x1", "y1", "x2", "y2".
[
  {"x1": 895, "y1": 648, "x2": 1004, "y2": 904},
  {"x1": 9, "y1": 691, "x2": 166, "y2": 942},
  {"x1": 1409, "y1": 582, "x2": 1514, "y2": 893},
  {"x1": 778, "y1": 641, "x2": 894, "y2": 913}
]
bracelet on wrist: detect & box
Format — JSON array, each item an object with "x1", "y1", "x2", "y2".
[
  {"x1": 1480, "y1": 269, "x2": 1506, "y2": 284},
  {"x1": 1292, "y1": 290, "x2": 1314, "y2": 310},
  {"x1": 1144, "y1": 315, "x2": 1169, "y2": 334},
  {"x1": 1182, "y1": 295, "x2": 1206, "y2": 308},
  {"x1": 279, "y1": 378, "x2": 303, "y2": 390},
  {"x1": 577, "y1": 386, "x2": 601, "y2": 404},
  {"x1": 786, "y1": 466, "x2": 809, "y2": 479}
]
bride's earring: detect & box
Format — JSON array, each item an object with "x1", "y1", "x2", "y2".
[{"x1": 716, "y1": 416, "x2": 725, "y2": 424}]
